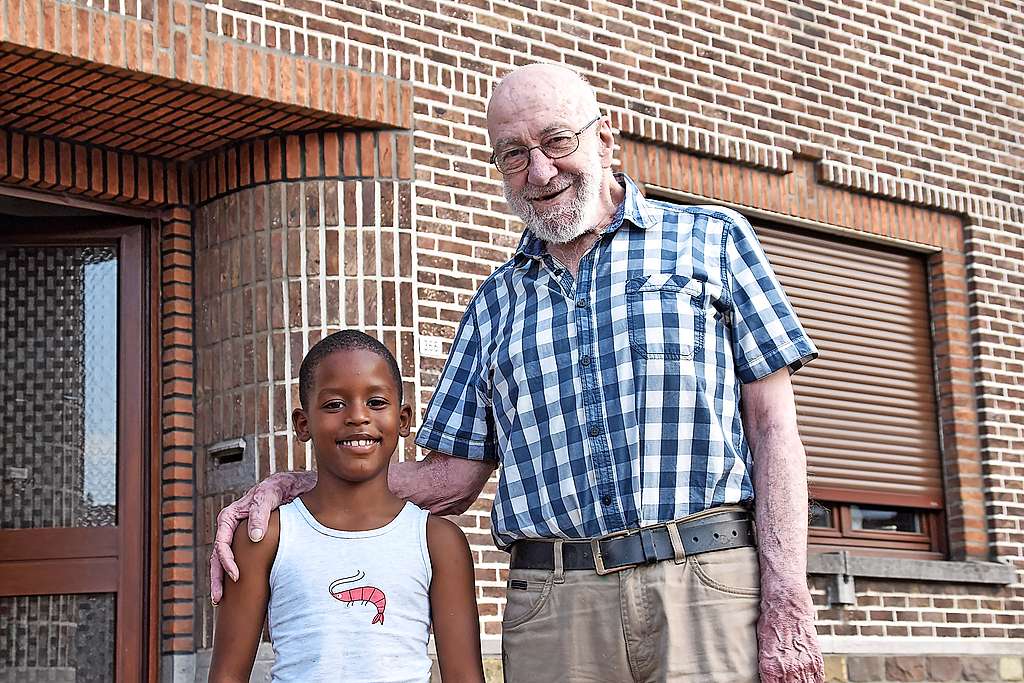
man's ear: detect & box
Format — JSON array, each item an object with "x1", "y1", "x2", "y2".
[
  {"x1": 292, "y1": 408, "x2": 311, "y2": 442},
  {"x1": 398, "y1": 403, "x2": 413, "y2": 438},
  {"x1": 597, "y1": 117, "x2": 616, "y2": 169}
]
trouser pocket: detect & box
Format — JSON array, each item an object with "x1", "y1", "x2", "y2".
[{"x1": 502, "y1": 569, "x2": 554, "y2": 630}]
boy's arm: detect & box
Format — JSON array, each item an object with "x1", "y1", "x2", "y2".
[
  {"x1": 426, "y1": 515, "x2": 485, "y2": 683},
  {"x1": 207, "y1": 512, "x2": 281, "y2": 683}
]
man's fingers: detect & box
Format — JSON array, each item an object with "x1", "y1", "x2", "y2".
[
  {"x1": 210, "y1": 552, "x2": 224, "y2": 605},
  {"x1": 213, "y1": 510, "x2": 243, "y2": 575},
  {"x1": 213, "y1": 500, "x2": 247, "y2": 547},
  {"x1": 215, "y1": 539, "x2": 240, "y2": 582},
  {"x1": 248, "y1": 488, "x2": 279, "y2": 541}
]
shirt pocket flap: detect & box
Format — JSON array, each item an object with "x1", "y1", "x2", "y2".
[{"x1": 626, "y1": 273, "x2": 700, "y2": 296}]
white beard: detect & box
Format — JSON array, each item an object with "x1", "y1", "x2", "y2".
[{"x1": 503, "y1": 157, "x2": 604, "y2": 245}]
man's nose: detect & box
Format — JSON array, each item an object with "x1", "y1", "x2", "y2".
[{"x1": 526, "y1": 147, "x2": 558, "y2": 185}]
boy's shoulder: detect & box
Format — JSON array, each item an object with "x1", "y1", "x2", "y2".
[
  {"x1": 233, "y1": 508, "x2": 281, "y2": 559},
  {"x1": 425, "y1": 514, "x2": 470, "y2": 554}
]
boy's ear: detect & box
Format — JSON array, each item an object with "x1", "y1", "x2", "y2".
[
  {"x1": 292, "y1": 408, "x2": 311, "y2": 442},
  {"x1": 398, "y1": 403, "x2": 413, "y2": 438}
]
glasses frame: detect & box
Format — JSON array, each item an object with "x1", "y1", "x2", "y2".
[{"x1": 490, "y1": 115, "x2": 602, "y2": 175}]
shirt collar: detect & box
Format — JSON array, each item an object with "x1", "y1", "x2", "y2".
[{"x1": 513, "y1": 173, "x2": 657, "y2": 262}]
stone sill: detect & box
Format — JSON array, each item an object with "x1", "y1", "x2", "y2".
[
  {"x1": 808, "y1": 550, "x2": 1016, "y2": 585},
  {"x1": 817, "y1": 636, "x2": 1024, "y2": 656}
]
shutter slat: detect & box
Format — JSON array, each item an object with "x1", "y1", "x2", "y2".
[
  {"x1": 756, "y1": 225, "x2": 943, "y2": 508},
  {"x1": 772, "y1": 264, "x2": 926, "y2": 303},
  {"x1": 778, "y1": 286, "x2": 931, "y2": 325}
]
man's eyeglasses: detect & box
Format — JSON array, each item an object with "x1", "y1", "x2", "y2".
[{"x1": 490, "y1": 115, "x2": 602, "y2": 175}]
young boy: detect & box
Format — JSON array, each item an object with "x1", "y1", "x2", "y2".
[{"x1": 209, "y1": 330, "x2": 485, "y2": 682}]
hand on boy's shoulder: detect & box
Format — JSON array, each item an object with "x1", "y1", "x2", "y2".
[{"x1": 232, "y1": 508, "x2": 281, "y2": 562}]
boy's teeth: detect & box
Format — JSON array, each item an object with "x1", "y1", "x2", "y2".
[{"x1": 340, "y1": 439, "x2": 376, "y2": 447}]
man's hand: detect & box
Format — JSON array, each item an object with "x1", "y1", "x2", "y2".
[
  {"x1": 757, "y1": 579, "x2": 824, "y2": 683},
  {"x1": 209, "y1": 470, "x2": 316, "y2": 604}
]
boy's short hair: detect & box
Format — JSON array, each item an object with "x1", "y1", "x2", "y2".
[{"x1": 298, "y1": 330, "x2": 403, "y2": 409}]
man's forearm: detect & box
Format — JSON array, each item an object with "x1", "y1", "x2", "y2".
[
  {"x1": 752, "y1": 426, "x2": 810, "y2": 589},
  {"x1": 741, "y1": 370, "x2": 813, "y2": 592},
  {"x1": 269, "y1": 451, "x2": 492, "y2": 515},
  {"x1": 388, "y1": 450, "x2": 495, "y2": 515}
]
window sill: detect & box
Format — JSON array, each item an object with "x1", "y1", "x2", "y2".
[{"x1": 808, "y1": 550, "x2": 1015, "y2": 585}]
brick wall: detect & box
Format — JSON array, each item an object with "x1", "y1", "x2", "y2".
[
  {"x1": 191, "y1": 0, "x2": 1024, "y2": 647},
  {"x1": 2, "y1": 0, "x2": 1023, "y2": 673}
]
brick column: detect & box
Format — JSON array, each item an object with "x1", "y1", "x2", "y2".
[
  {"x1": 191, "y1": 130, "x2": 416, "y2": 653},
  {"x1": 159, "y1": 207, "x2": 197, "y2": 658}
]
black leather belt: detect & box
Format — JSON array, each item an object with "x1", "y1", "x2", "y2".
[{"x1": 510, "y1": 510, "x2": 756, "y2": 575}]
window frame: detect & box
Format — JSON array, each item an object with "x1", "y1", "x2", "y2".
[{"x1": 808, "y1": 501, "x2": 946, "y2": 559}]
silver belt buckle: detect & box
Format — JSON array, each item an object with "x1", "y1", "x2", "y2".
[{"x1": 590, "y1": 529, "x2": 634, "y2": 576}]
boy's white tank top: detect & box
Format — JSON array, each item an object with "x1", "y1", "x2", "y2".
[{"x1": 268, "y1": 499, "x2": 432, "y2": 682}]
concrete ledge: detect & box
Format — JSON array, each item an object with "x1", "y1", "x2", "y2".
[
  {"x1": 818, "y1": 636, "x2": 1024, "y2": 656},
  {"x1": 808, "y1": 551, "x2": 1016, "y2": 585}
]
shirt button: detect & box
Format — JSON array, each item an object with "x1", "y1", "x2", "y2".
[
  {"x1": 580, "y1": 354, "x2": 591, "y2": 366},
  {"x1": 588, "y1": 425, "x2": 601, "y2": 437},
  {"x1": 576, "y1": 298, "x2": 588, "y2": 308},
  {"x1": 601, "y1": 495, "x2": 612, "y2": 506}
]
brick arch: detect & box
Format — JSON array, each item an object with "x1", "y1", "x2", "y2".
[{"x1": 0, "y1": 36, "x2": 413, "y2": 665}]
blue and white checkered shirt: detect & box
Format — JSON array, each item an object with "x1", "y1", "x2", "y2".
[{"x1": 416, "y1": 175, "x2": 817, "y2": 548}]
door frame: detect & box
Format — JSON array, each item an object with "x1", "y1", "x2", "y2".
[{"x1": 0, "y1": 219, "x2": 150, "y2": 682}]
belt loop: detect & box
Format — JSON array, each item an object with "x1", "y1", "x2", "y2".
[
  {"x1": 553, "y1": 540, "x2": 565, "y2": 584},
  {"x1": 666, "y1": 522, "x2": 687, "y2": 565}
]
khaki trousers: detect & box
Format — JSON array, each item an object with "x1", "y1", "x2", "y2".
[{"x1": 501, "y1": 542, "x2": 761, "y2": 683}]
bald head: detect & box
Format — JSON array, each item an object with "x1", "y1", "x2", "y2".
[
  {"x1": 485, "y1": 63, "x2": 622, "y2": 245},
  {"x1": 486, "y1": 64, "x2": 601, "y2": 139}
]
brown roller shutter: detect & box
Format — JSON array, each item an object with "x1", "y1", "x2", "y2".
[{"x1": 754, "y1": 226, "x2": 944, "y2": 510}]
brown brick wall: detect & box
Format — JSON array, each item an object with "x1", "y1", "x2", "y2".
[
  {"x1": 175, "y1": 0, "x2": 1024, "y2": 646},
  {"x1": 0, "y1": 128, "x2": 191, "y2": 206},
  {"x1": 3, "y1": 0, "x2": 1023, "y2": 665}
]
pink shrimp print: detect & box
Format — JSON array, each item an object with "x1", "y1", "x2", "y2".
[{"x1": 329, "y1": 571, "x2": 387, "y2": 625}]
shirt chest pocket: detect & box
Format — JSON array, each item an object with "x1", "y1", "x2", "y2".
[{"x1": 625, "y1": 273, "x2": 704, "y2": 360}]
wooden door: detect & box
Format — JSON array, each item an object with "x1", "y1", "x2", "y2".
[{"x1": 0, "y1": 222, "x2": 147, "y2": 682}]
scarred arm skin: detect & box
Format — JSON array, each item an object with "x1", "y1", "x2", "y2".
[
  {"x1": 741, "y1": 368, "x2": 825, "y2": 683},
  {"x1": 209, "y1": 450, "x2": 496, "y2": 603}
]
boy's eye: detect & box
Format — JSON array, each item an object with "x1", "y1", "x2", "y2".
[
  {"x1": 367, "y1": 398, "x2": 388, "y2": 408},
  {"x1": 323, "y1": 400, "x2": 344, "y2": 410}
]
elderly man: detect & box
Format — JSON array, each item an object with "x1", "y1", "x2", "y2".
[{"x1": 211, "y1": 63, "x2": 824, "y2": 683}]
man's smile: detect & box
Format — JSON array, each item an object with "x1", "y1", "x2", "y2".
[{"x1": 529, "y1": 185, "x2": 570, "y2": 205}]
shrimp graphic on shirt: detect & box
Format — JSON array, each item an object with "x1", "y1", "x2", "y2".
[{"x1": 329, "y1": 570, "x2": 387, "y2": 625}]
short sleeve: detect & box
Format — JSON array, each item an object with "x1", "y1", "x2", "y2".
[
  {"x1": 414, "y1": 305, "x2": 498, "y2": 461},
  {"x1": 724, "y1": 211, "x2": 818, "y2": 384}
]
